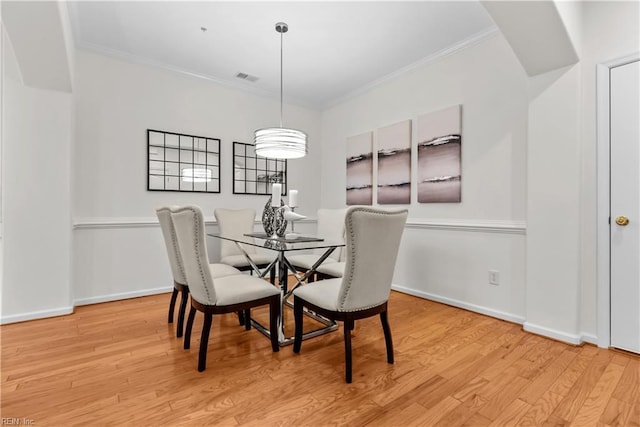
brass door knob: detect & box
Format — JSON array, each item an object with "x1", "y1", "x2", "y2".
[{"x1": 615, "y1": 216, "x2": 630, "y2": 226}]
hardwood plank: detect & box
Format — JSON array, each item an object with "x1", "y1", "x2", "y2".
[
  {"x1": 629, "y1": 400, "x2": 640, "y2": 427},
  {"x1": 434, "y1": 393, "x2": 487, "y2": 427},
  {"x1": 519, "y1": 348, "x2": 579, "y2": 405},
  {"x1": 453, "y1": 376, "x2": 491, "y2": 402},
  {"x1": 611, "y1": 358, "x2": 639, "y2": 405},
  {"x1": 479, "y1": 334, "x2": 542, "y2": 382},
  {"x1": 516, "y1": 390, "x2": 566, "y2": 427},
  {"x1": 599, "y1": 397, "x2": 633, "y2": 427},
  {"x1": 477, "y1": 373, "x2": 531, "y2": 420},
  {"x1": 408, "y1": 397, "x2": 463, "y2": 427},
  {"x1": 487, "y1": 398, "x2": 531, "y2": 427},
  {"x1": 570, "y1": 362, "x2": 625, "y2": 426},
  {"x1": 463, "y1": 413, "x2": 494, "y2": 427},
  {"x1": 541, "y1": 414, "x2": 571, "y2": 427},
  {"x1": 547, "y1": 345, "x2": 599, "y2": 397},
  {"x1": 551, "y1": 349, "x2": 614, "y2": 422}
]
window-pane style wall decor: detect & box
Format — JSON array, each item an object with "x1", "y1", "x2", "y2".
[
  {"x1": 346, "y1": 131, "x2": 373, "y2": 205},
  {"x1": 147, "y1": 129, "x2": 221, "y2": 193},
  {"x1": 233, "y1": 141, "x2": 287, "y2": 195},
  {"x1": 377, "y1": 120, "x2": 411, "y2": 204},
  {"x1": 416, "y1": 105, "x2": 462, "y2": 203}
]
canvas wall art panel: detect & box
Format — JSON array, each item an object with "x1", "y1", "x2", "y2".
[
  {"x1": 346, "y1": 132, "x2": 373, "y2": 205},
  {"x1": 377, "y1": 119, "x2": 411, "y2": 204},
  {"x1": 417, "y1": 105, "x2": 462, "y2": 203}
]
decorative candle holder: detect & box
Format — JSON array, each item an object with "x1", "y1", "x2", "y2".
[
  {"x1": 271, "y1": 209, "x2": 280, "y2": 240},
  {"x1": 261, "y1": 196, "x2": 287, "y2": 239},
  {"x1": 290, "y1": 207, "x2": 297, "y2": 235},
  {"x1": 281, "y1": 205, "x2": 306, "y2": 240}
]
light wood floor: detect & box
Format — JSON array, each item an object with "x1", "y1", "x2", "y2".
[{"x1": 1, "y1": 291, "x2": 638, "y2": 426}]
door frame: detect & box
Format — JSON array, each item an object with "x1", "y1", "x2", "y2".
[{"x1": 596, "y1": 52, "x2": 640, "y2": 348}]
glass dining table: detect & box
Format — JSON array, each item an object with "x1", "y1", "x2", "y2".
[{"x1": 208, "y1": 232, "x2": 345, "y2": 346}]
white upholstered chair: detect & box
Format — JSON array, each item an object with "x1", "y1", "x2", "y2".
[
  {"x1": 156, "y1": 206, "x2": 240, "y2": 337},
  {"x1": 171, "y1": 205, "x2": 280, "y2": 372},
  {"x1": 214, "y1": 208, "x2": 276, "y2": 285},
  {"x1": 293, "y1": 207, "x2": 408, "y2": 383},
  {"x1": 287, "y1": 208, "x2": 347, "y2": 281},
  {"x1": 315, "y1": 261, "x2": 345, "y2": 279}
]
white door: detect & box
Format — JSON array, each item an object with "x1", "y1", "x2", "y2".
[{"x1": 610, "y1": 60, "x2": 640, "y2": 353}]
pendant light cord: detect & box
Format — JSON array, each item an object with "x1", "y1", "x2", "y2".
[{"x1": 279, "y1": 27, "x2": 284, "y2": 128}]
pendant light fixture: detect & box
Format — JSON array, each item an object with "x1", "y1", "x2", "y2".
[{"x1": 254, "y1": 22, "x2": 308, "y2": 159}]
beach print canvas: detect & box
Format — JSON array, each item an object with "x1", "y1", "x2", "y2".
[
  {"x1": 377, "y1": 120, "x2": 411, "y2": 204},
  {"x1": 346, "y1": 132, "x2": 373, "y2": 205},
  {"x1": 417, "y1": 105, "x2": 462, "y2": 203}
]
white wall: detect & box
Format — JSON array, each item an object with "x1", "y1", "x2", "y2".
[
  {"x1": 73, "y1": 50, "x2": 322, "y2": 303},
  {"x1": 0, "y1": 22, "x2": 5, "y2": 318},
  {"x1": 525, "y1": 63, "x2": 583, "y2": 343},
  {"x1": 1, "y1": 28, "x2": 74, "y2": 322},
  {"x1": 320, "y1": 33, "x2": 528, "y2": 323}
]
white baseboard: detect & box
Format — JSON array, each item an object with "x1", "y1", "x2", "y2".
[
  {"x1": 522, "y1": 322, "x2": 599, "y2": 346},
  {"x1": 1, "y1": 287, "x2": 173, "y2": 324},
  {"x1": 580, "y1": 332, "x2": 598, "y2": 346},
  {"x1": 391, "y1": 285, "x2": 601, "y2": 346},
  {"x1": 74, "y1": 286, "x2": 172, "y2": 306},
  {"x1": 523, "y1": 322, "x2": 582, "y2": 345},
  {"x1": 1, "y1": 306, "x2": 75, "y2": 324},
  {"x1": 391, "y1": 284, "x2": 526, "y2": 324}
]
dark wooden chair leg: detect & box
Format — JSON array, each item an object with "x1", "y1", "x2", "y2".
[
  {"x1": 184, "y1": 307, "x2": 196, "y2": 350},
  {"x1": 270, "y1": 266, "x2": 276, "y2": 285},
  {"x1": 344, "y1": 319, "x2": 353, "y2": 383},
  {"x1": 168, "y1": 288, "x2": 178, "y2": 323},
  {"x1": 244, "y1": 309, "x2": 251, "y2": 331},
  {"x1": 293, "y1": 296, "x2": 304, "y2": 353},
  {"x1": 237, "y1": 311, "x2": 245, "y2": 326},
  {"x1": 269, "y1": 296, "x2": 280, "y2": 352},
  {"x1": 380, "y1": 310, "x2": 394, "y2": 364},
  {"x1": 198, "y1": 313, "x2": 213, "y2": 372},
  {"x1": 176, "y1": 288, "x2": 188, "y2": 338}
]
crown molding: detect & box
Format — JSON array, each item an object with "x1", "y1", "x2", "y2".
[
  {"x1": 321, "y1": 26, "x2": 499, "y2": 109},
  {"x1": 75, "y1": 41, "x2": 316, "y2": 109}
]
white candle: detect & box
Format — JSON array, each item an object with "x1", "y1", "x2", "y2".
[
  {"x1": 289, "y1": 189, "x2": 298, "y2": 208},
  {"x1": 271, "y1": 183, "x2": 281, "y2": 207}
]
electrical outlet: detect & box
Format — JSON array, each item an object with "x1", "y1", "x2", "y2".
[{"x1": 489, "y1": 270, "x2": 500, "y2": 285}]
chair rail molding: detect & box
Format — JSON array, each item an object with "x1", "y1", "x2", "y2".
[
  {"x1": 406, "y1": 218, "x2": 526, "y2": 234},
  {"x1": 72, "y1": 217, "x2": 317, "y2": 230},
  {"x1": 73, "y1": 217, "x2": 524, "y2": 233}
]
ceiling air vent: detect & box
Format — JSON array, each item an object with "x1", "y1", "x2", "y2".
[{"x1": 236, "y1": 72, "x2": 259, "y2": 82}]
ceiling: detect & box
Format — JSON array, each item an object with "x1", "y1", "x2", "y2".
[{"x1": 67, "y1": 1, "x2": 497, "y2": 110}]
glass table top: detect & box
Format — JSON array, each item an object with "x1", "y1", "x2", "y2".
[{"x1": 209, "y1": 233, "x2": 345, "y2": 252}]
